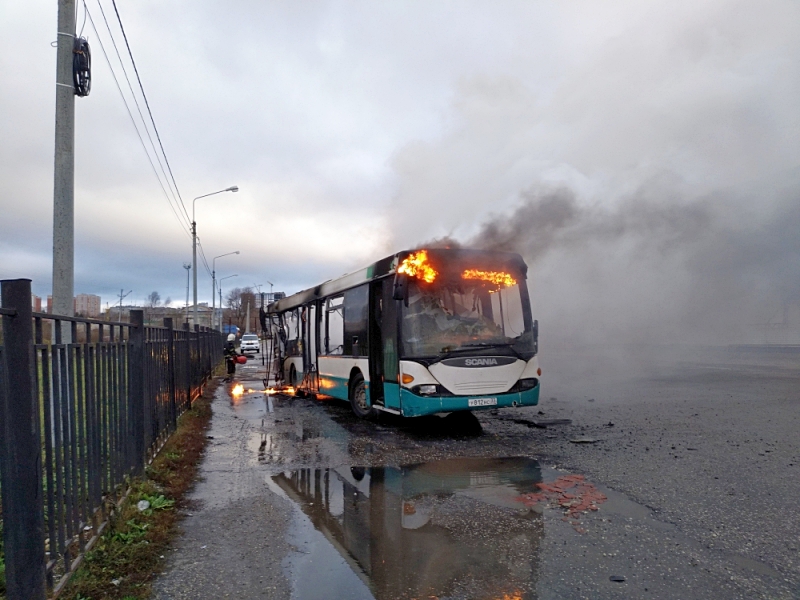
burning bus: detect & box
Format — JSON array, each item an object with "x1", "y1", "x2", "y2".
[{"x1": 267, "y1": 248, "x2": 540, "y2": 418}]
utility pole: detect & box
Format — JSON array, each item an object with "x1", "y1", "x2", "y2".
[
  {"x1": 192, "y1": 186, "x2": 238, "y2": 327},
  {"x1": 52, "y1": 0, "x2": 77, "y2": 339},
  {"x1": 116, "y1": 289, "x2": 131, "y2": 322},
  {"x1": 183, "y1": 263, "x2": 191, "y2": 324},
  {"x1": 260, "y1": 292, "x2": 266, "y2": 366}
]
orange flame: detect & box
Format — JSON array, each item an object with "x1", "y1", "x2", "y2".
[
  {"x1": 462, "y1": 268, "x2": 517, "y2": 287},
  {"x1": 398, "y1": 250, "x2": 438, "y2": 283},
  {"x1": 231, "y1": 384, "x2": 244, "y2": 397}
]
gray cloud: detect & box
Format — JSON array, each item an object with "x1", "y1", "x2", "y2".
[{"x1": 2, "y1": 0, "x2": 798, "y2": 333}]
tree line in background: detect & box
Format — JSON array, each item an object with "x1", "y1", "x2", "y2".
[
  {"x1": 138, "y1": 287, "x2": 260, "y2": 333},
  {"x1": 224, "y1": 287, "x2": 259, "y2": 333}
]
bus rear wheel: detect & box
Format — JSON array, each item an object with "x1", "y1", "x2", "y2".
[{"x1": 349, "y1": 373, "x2": 374, "y2": 419}]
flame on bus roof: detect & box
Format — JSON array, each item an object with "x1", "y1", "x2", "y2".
[
  {"x1": 398, "y1": 250, "x2": 438, "y2": 283},
  {"x1": 462, "y1": 268, "x2": 517, "y2": 287}
]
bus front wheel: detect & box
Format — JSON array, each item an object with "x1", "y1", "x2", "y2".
[{"x1": 349, "y1": 373, "x2": 374, "y2": 419}]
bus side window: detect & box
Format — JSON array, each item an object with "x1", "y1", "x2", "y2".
[
  {"x1": 344, "y1": 285, "x2": 369, "y2": 357},
  {"x1": 324, "y1": 296, "x2": 344, "y2": 355},
  {"x1": 285, "y1": 309, "x2": 300, "y2": 355}
]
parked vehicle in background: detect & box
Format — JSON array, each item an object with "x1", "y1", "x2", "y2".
[{"x1": 240, "y1": 333, "x2": 260, "y2": 353}]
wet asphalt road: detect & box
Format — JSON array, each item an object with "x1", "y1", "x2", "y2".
[{"x1": 152, "y1": 347, "x2": 800, "y2": 599}]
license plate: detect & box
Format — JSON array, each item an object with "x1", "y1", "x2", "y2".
[{"x1": 468, "y1": 397, "x2": 497, "y2": 407}]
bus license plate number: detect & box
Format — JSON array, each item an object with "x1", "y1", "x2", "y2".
[{"x1": 468, "y1": 397, "x2": 497, "y2": 407}]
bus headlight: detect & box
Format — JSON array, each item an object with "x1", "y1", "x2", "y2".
[
  {"x1": 510, "y1": 378, "x2": 539, "y2": 392},
  {"x1": 410, "y1": 384, "x2": 452, "y2": 396}
]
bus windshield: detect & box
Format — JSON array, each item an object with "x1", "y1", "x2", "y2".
[{"x1": 400, "y1": 276, "x2": 535, "y2": 359}]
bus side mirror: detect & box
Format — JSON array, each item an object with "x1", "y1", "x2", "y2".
[{"x1": 392, "y1": 274, "x2": 408, "y2": 301}]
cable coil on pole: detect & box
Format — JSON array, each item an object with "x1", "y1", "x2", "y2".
[{"x1": 73, "y1": 36, "x2": 91, "y2": 96}]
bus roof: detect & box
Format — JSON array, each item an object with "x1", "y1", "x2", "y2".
[{"x1": 267, "y1": 248, "x2": 527, "y2": 314}]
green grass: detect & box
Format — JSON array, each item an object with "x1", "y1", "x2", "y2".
[{"x1": 62, "y1": 377, "x2": 218, "y2": 600}]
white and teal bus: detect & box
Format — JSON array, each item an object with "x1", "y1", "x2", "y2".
[{"x1": 268, "y1": 248, "x2": 540, "y2": 418}]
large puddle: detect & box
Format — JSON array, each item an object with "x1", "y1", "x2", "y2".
[{"x1": 271, "y1": 457, "x2": 555, "y2": 600}]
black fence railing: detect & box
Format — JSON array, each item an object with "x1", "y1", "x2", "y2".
[{"x1": 0, "y1": 278, "x2": 224, "y2": 599}]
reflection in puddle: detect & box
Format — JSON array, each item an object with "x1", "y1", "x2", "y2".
[{"x1": 273, "y1": 457, "x2": 544, "y2": 600}]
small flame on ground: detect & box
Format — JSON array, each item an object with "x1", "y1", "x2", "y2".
[
  {"x1": 398, "y1": 250, "x2": 438, "y2": 283},
  {"x1": 231, "y1": 384, "x2": 244, "y2": 396},
  {"x1": 462, "y1": 268, "x2": 517, "y2": 287}
]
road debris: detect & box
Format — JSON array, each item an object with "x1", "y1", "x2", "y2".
[
  {"x1": 516, "y1": 474, "x2": 608, "y2": 532},
  {"x1": 512, "y1": 417, "x2": 572, "y2": 429}
]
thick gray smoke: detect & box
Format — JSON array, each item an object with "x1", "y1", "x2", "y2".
[
  {"x1": 465, "y1": 187, "x2": 710, "y2": 259},
  {"x1": 385, "y1": 0, "x2": 800, "y2": 349},
  {"x1": 420, "y1": 178, "x2": 800, "y2": 346}
]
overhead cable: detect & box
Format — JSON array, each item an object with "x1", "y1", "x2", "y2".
[
  {"x1": 110, "y1": 0, "x2": 191, "y2": 225},
  {"x1": 82, "y1": 1, "x2": 191, "y2": 237},
  {"x1": 94, "y1": 0, "x2": 183, "y2": 220}
]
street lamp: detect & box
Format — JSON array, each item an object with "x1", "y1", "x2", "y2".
[
  {"x1": 192, "y1": 186, "x2": 238, "y2": 326},
  {"x1": 213, "y1": 251, "x2": 240, "y2": 330},
  {"x1": 218, "y1": 274, "x2": 238, "y2": 333}
]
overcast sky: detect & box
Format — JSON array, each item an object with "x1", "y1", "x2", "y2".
[{"x1": 2, "y1": 1, "x2": 798, "y2": 342}]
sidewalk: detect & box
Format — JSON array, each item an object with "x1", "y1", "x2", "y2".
[{"x1": 151, "y1": 362, "x2": 293, "y2": 599}]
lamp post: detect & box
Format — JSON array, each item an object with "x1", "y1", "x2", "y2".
[
  {"x1": 219, "y1": 274, "x2": 238, "y2": 333},
  {"x1": 213, "y1": 251, "x2": 240, "y2": 330},
  {"x1": 192, "y1": 186, "x2": 238, "y2": 327}
]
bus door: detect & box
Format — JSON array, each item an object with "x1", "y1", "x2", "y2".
[
  {"x1": 372, "y1": 279, "x2": 400, "y2": 410},
  {"x1": 303, "y1": 303, "x2": 319, "y2": 392},
  {"x1": 368, "y1": 282, "x2": 384, "y2": 406}
]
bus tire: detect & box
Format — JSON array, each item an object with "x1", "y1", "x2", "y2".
[
  {"x1": 289, "y1": 364, "x2": 297, "y2": 387},
  {"x1": 349, "y1": 373, "x2": 374, "y2": 419}
]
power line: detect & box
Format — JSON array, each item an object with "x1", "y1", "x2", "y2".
[
  {"x1": 82, "y1": 1, "x2": 191, "y2": 236},
  {"x1": 196, "y1": 237, "x2": 213, "y2": 276},
  {"x1": 94, "y1": 0, "x2": 185, "y2": 222},
  {"x1": 110, "y1": 0, "x2": 191, "y2": 225}
]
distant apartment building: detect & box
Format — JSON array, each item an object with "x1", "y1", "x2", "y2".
[
  {"x1": 31, "y1": 295, "x2": 42, "y2": 312},
  {"x1": 45, "y1": 293, "x2": 102, "y2": 317},
  {"x1": 75, "y1": 293, "x2": 101, "y2": 317}
]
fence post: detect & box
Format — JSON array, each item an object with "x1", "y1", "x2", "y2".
[
  {"x1": 164, "y1": 318, "x2": 177, "y2": 431},
  {"x1": 0, "y1": 279, "x2": 47, "y2": 600},
  {"x1": 182, "y1": 322, "x2": 191, "y2": 409},
  {"x1": 194, "y1": 324, "x2": 202, "y2": 388},
  {"x1": 129, "y1": 310, "x2": 145, "y2": 475}
]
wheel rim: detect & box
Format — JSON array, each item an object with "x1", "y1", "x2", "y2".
[{"x1": 354, "y1": 381, "x2": 368, "y2": 412}]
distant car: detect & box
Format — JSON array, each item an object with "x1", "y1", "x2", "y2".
[{"x1": 239, "y1": 334, "x2": 260, "y2": 353}]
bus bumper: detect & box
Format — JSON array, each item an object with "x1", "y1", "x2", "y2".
[{"x1": 398, "y1": 384, "x2": 540, "y2": 418}]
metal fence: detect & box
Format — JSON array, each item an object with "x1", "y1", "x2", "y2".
[{"x1": 0, "y1": 278, "x2": 224, "y2": 599}]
